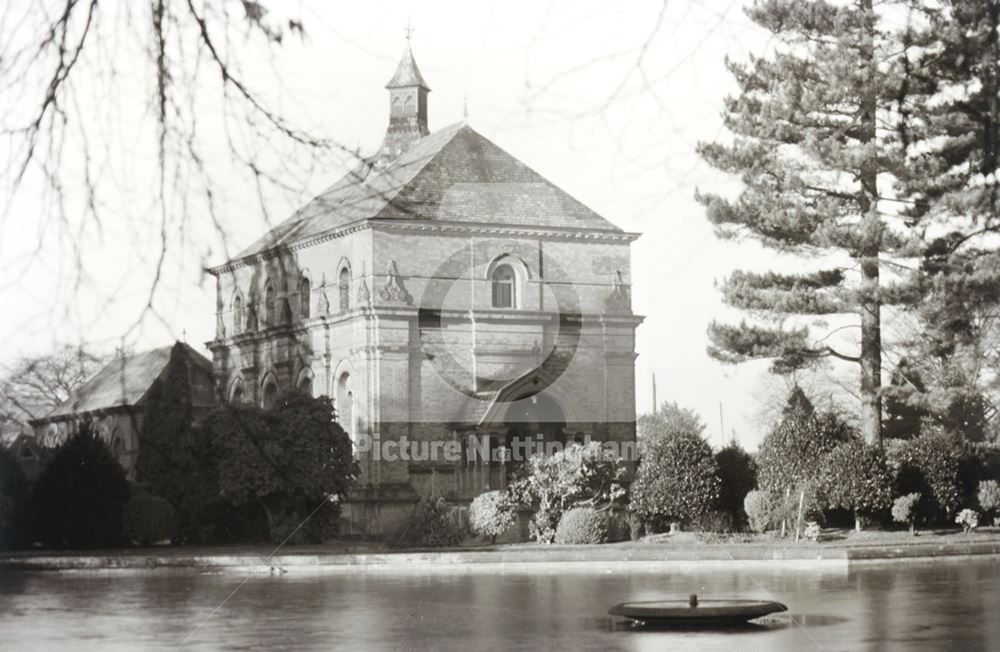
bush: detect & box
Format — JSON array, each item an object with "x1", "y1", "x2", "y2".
[
  {"x1": 33, "y1": 422, "x2": 129, "y2": 549},
  {"x1": 123, "y1": 493, "x2": 177, "y2": 545},
  {"x1": 509, "y1": 442, "x2": 626, "y2": 544},
  {"x1": 629, "y1": 425, "x2": 719, "y2": 529},
  {"x1": 393, "y1": 497, "x2": 466, "y2": 548},
  {"x1": 956, "y1": 508, "x2": 979, "y2": 534},
  {"x1": 714, "y1": 443, "x2": 757, "y2": 530},
  {"x1": 744, "y1": 489, "x2": 777, "y2": 534},
  {"x1": 892, "y1": 493, "x2": 921, "y2": 533},
  {"x1": 978, "y1": 480, "x2": 1000, "y2": 516},
  {"x1": 757, "y1": 387, "x2": 849, "y2": 496},
  {"x1": 691, "y1": 510, "x2": 736, "y2": 533},
  {"x1": 553, "y1": 507, "x2": 609, "y2": 544},
  {"x1": 468, "y1": 490, "x2": 516, "y2": 542},
  {"x1": 888, "y1": 431, "x2": 963, "y2": 521},
  {"x1": 206, "y1": 390, "x2": 357, "y2": 544},
  {"x1": 817, "y1": 440, "x2": 893, "y2": 531},
  {"x1": 0, "y1": 446, "x2": 32, "y2": 549},
  {"x1": 802, "y1": 521, "x2": 821, "y2": 542}
]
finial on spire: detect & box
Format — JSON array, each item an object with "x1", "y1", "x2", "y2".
[
  {"x1": 404, "y1": 18, "x2": 414, "y2": 43},
  {"x1": 463, "y1": 96, "x2": 469, "y2": 123}
]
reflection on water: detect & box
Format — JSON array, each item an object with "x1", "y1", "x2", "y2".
[{"x1": 0, "y1": 559, "x2": 998, "y2": 651}]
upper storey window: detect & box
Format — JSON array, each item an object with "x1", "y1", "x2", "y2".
[
  {"x1": 300, "y1": 276, "x2": 311, "y2": 319},
  {"x1": 232, "y1": 294, "x2": 244, "y2": 334},
  {"x1": 265, "y1": 283, "x2": 276, "y2": 327},
  {"x1": 339, "y1": 268, "x2": 350, "y2": 312},
  {"x1": 491, "y1": 264, "x2": 516, "y2": 309}
]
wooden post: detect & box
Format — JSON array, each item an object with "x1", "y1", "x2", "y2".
[
  {"x1": 780, "y1": 487, "x2": 790, "y2": 538},
  {"x1": 794, "y1": 491, "x2": 805, "y2": 542}
]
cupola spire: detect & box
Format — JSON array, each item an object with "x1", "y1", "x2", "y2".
[{"x1": 377, "y1": 25, "x2": 431, "y2": 165}]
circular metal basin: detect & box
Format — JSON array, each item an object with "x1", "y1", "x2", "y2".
[{"x1": 608, "y1": 599, "x2": 788, "y2": 626}]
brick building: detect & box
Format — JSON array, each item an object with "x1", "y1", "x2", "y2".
[
  {"x1": 28, "y1": 343, "x2": 215, "y2": 478},
  {"x1": 206, "y1": 42, "x2": 643, "y2": 536}
]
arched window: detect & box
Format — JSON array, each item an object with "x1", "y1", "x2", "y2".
[
  {"x1": 491, "y1": 264, "x2": 516, "y2": 309},
  {"x1": 300, "y1": 276, "x2": 311, "y2": 319},
  {"x1": 265, "y1": 283, "x2": 276, "y2": 327},
  {"x1": 299, "y1": 375, "x2": 313, "y2": 396},
  {"x1": 230, "y1": 378, "x2": 245, "y2": 404},
  {"x1": 262, "y1": 380, "x2": 278, "y2": 410},
  {"x1": 336, "y1": 372, "x2": 357, "y2": 447},
  {"x1": 110, "y1": 427, "x2": 127, "y2": 469},
  {"x1": 339, "y1": 268, "x2": 350, "y2": 312},
  {"x1": 232, "y1": 294, "x2": 244, "y2": 334}
]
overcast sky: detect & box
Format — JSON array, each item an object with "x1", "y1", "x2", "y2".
[{"x1": 2, "y1": 0, "x2": 863, "y2": 449}]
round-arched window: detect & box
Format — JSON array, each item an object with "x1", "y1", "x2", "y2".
[{"x1": 491, "y1": 264, "x2": 516, "y2": 309}]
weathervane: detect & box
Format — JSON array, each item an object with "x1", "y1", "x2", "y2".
[{"x1": 404, "y1": 18, "x2": 413, "y2": 43}]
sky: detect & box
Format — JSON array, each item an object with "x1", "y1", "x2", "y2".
[{"x1": 0, "y1": 0, "x2": 861, "y2": 449}]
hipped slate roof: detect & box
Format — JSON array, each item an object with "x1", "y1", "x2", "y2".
[
  {"x1": 37, "y1": 343, "x2": 212, "y2": 421},
  {"x1": 221, "y1": 124, "x2": 623, "y2": 266}
]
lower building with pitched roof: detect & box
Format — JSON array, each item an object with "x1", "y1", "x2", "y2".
[{"x1": 28, "y1": 343, "x2": 214, "y2": 478}]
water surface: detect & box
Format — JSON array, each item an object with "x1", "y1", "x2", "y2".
[{"x1": 2, "y1": 558, "x2": 998, "y2": 650}]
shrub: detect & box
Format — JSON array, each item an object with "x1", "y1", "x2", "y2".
[
  {"x1": 757, "y1": 387, "x2": 849, "y2": 496},
  {"x1": 802, "y1": 521, "x2": 821, "y2": 542},
  {"x1": 956, "y1": 508, "x2": 979, "y2": 534},
  {"x1": 888, "y1": 431, "x2": 963, "y2": 521},
  {"x1": 892, "y1": 493, "x2": 922, "y2": 534},
  {"x1": 509, "y1": 442, "x2": 626, "y2": 543},
  {"x1": 33, "y1": 422, "x2": 129, "y2": 549},
  {"x1": 123, "y1": 494, "x2": 177, "y2": 545},
  {"x1": 468, "y1": 490, "x2": 516, "y2": 542},
  {"x1": 0, "y1": 446, "x2": 32, "y2": 549},
  {"x1": 394, "y1": 497, "x2": 466, "y2": 548},
  {"x1": 691, "y1": 510, "x2": 736, "y2": 533},
  {"x1": 553, "y1": 507, "x2": 609, "y2": 544},
  {"x1": 744, "y1": 489, "x2": 777, "y2": 534},
  {"x1": 629, "y1": 424, "x2": 719, "y2": 530},
  {"x1": 817, "y1": 440, "x2": 893, "y2": 531},
  {"x1": 978, "y1": 480, "x2": 1000, "y2": 516},
  {"x1": 714, "y1": 443, "x2": 757, "y2": 530},
  {"x1": 207, "y1": 390, "x2": 357, "y2": 543}
]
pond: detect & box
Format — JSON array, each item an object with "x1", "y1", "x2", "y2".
[{"x1": 1, "y1": 558, "x2": 999, "y2": 650}]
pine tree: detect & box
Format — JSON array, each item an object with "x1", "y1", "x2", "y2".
[
  {"x1": 891, "y1": 0, "x2": 1000, "y2": 439},
  {"x1": 696, "y1": 0, "x2": 918, "y2": 444}
]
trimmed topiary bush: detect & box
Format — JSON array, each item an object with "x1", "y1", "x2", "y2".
[
  {"x1": 892, "y1": 492, "x2": 921, "y2": 534},
  {"x1": 888, "y1": 430, "x2": 963, "y2": 522},
  {"x1": 956, "y1": 508, "x2": 979, "y2": 534},
  {"x1": 714, "y1": 443, "x2": 757, "y2": 531},
  {"x1": 817, "y1": 440, "x2": 893, "y2": 531},
  {"x1": 629, "y1": 426, "x2": 719, "y2": 530},
  {"x1": 744, "y1": 489, "x2": 777, "y2": 534},
  {"x1": 33, "y1": 422, "x2": 129, "y2": 549},
  {"x1": 553, "y1": 507, "x2": 609, "y2": 544},
  {"x1": 123, "y1": 493, "x2": 177, "y2": 545},
  {"x1": 757, "y1": 388, "x2": 849, "y2": 497},
  {"x1": 469, "y1": 490, "x2": 516, "y2": 542},
  {"x1": 977, "y1": 480, "x2": 1000, "y2": 519}
]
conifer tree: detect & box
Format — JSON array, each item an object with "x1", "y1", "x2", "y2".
[
  {"x1": 696, "y1": 0, "x2": 917, "y2": 443},
  {"x1": 891, "y1": 0, "x2": 1000, "y2": 438}
]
